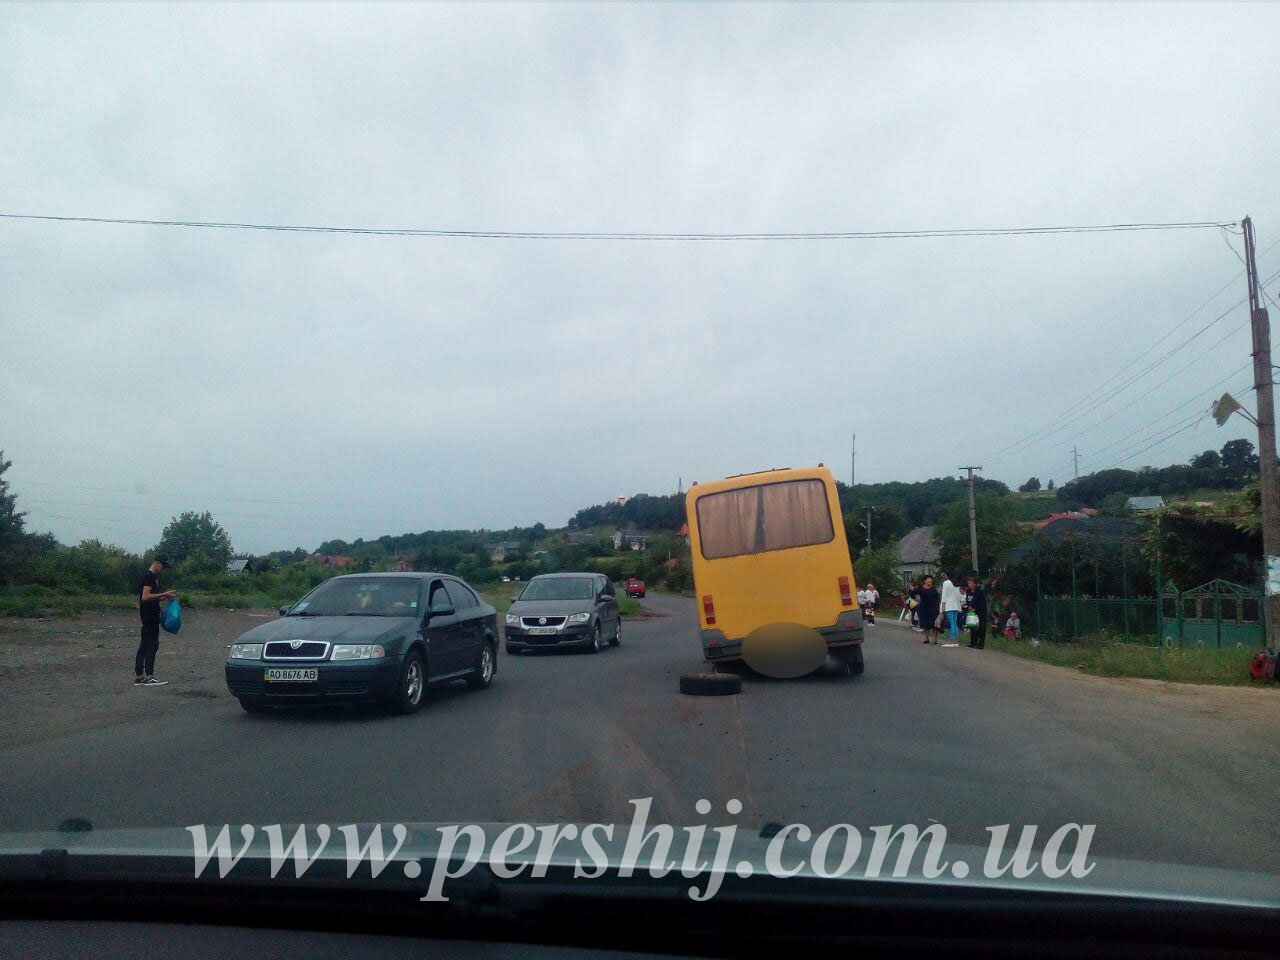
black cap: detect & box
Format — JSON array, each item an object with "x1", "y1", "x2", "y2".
[{"x1": 154, "y1": 554, "x2": 172, "y2": 568}]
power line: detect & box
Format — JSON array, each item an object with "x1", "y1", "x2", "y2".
[
  {"x1": 17, "y1": 496, "x2": 507, "y2": 529},
  {"x1": 979, "y1": 250, "x2": 1280, "y2": 465},
  {"x1": 985, "y1": 274, "x2": 1245, "y2": 460},
  {"x1": 985, "y1": 270, "x2": 1280, "y2": 468},
  {"x1": 1108, "y1": 417, "x2": 1208, "y2": 469},
  {"x1": 983, "y1": 295, "x2": 1247, "y2": 464},
  {"x1": 1076, "y1": 363, "x2": 1252, "y2": 465},
  {"x1": 8, "y1": 477, "x2": 585, "y2": 515},
  {"x1": 0, "y1": 212, "x2": 1236, "y2": 241},
  {"x1": 997, "y1": 318, "x2": 1256, "y2": 471},
  {"x1": 0, "y1": 438, "x2": 612, "y2": 488}
]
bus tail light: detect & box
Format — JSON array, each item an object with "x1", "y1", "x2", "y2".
[
  {"x1": 838, "y1": 576, "x2": 853, "y2": 607},
  {"x1": 702, "y1": 595, "x2": 717, "y2": 625}
]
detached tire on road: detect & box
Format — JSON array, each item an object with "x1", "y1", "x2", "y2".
[{"x1": 679, "y1": 672, "x2": 742, "y2": 696}]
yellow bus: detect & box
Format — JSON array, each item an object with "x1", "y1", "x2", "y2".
[{"x1": 684, "y1": 465, "x2": 864, "y2": 677}]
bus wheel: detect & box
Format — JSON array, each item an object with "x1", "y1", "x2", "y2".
[
  {"x1": 679, "y1": 672, "x2": 742, "y2": 696},
  {"x1": 835, "y1": 646, "x2": 864, "y2": 676}
]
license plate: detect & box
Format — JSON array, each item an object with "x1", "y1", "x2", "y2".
[
  {"x1": 526, "y1": 627, "x2": 558, "y2": 636},
  {"x1": 264, "y1": 668, "x2": 318, "y2": 682}
]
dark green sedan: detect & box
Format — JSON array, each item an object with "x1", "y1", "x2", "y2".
[{"x1": 224, "y1": 573, "x2": 497, "y2": 715}]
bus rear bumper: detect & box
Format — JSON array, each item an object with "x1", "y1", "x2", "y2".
[{"x1": 701, "y1": 610, "x2": 864, "y2": 662}]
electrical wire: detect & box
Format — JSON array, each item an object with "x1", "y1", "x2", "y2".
[
  {"x1": 996, "y1": 319, "x2": 1255, "y2": 471},
  {"x1": 979, "y1": 249, "x2": 1280, "y2": 465},
  {"x1": 0, "y1": 212, "x2": 1237, "y2": 241},
  {"x1": 1075, "y1": 363, "x2": 1252, "y2": 465},
  {"x1": 7, "y1": 477, "x2": 587, "y2": 515}
]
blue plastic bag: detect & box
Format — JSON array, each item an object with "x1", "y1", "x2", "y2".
[{"x1": 161, "y1": 598, "x2": 182, "y2": 634}]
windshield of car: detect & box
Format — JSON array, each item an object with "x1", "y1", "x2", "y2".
[
  {"x1": 3, "y1": 1, "x2": 1280, "y2": 928},
  {"x1": 291, "y1": 578, "x2": 420, "y2": 617},
  {"x1": 517, "y1": 578, "x2": 596, "y2": 602}
]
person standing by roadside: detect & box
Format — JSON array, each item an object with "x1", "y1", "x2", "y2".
[
  {"x1": 863, "y1": 582, "x2": 879, "y2": 625},
  {"x1": 136, "y1": 554, "x2": 175, "y2": 686},
  {"x1": 964, "y1": 573, "x2": 988, "y2": 649},
  {"x1": 940, "y1": 571, "x2": 965, "y2": 643},
  {"x1": 916, "y1": 575, "x2": 941, "y2": 644}
]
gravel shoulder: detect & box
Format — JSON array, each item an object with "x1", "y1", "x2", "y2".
[{"x1": 0, "y1": 607, "x2": 269, "y2": 750}]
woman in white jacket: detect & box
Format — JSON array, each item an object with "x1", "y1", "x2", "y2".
[{"x1": 940, "y1": 573, "x2": 965, "y2": 643}]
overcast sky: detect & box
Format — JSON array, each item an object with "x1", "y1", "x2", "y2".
[{"x1": 2, "y1": 3, "x2": 1279, "y2": 554}]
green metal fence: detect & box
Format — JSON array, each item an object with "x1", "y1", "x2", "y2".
[
  {"x1": 1158, "y1": 579, "x2": 1264, "y2": 649},
  {"x1": 1035, "y1": 596, "x2": 1157, "y2": 643},
  {"x1": 1036, "y1": 579, "x2": 1264, "y2": 647}
]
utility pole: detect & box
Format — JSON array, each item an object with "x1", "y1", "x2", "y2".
[
  {"x1": 851, "y1": 432, "x2": 856, "y2": 487},
  {"x1": 864, "y1": 507, "x2": 872, "y2": 552},
  {"x1": 1071, "y1": 446, "x2": 1081, "y2": 479},
  {"x1": 1243, "y1": 215, "x2": 1280, "y2": 647},
  {"x1": 959, "y1": 465, "x2": 983, "y2": 575}
]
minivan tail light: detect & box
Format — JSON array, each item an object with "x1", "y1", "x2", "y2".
[
  {"x1": 838, "y1": 576, "x2": 853, "y2": 607},
  {"x1": 702, "y1": 595, "x2": 717, "y2": 625}
]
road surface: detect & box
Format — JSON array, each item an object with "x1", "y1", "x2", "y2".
[{"x1": 3, "y1": 591, "x2": 1278, "y2": 874}]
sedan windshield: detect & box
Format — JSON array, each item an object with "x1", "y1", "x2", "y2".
[
  {"x1": 518, "y1": 578, "x2": 595, "y2": 601},
  {"x1": 291, "y1": 578, "x2": 420, "y2": 617}
]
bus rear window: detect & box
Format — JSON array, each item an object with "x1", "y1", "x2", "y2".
[{"x1": 695, "y1": 479, "x2": 835, "y2": 559}]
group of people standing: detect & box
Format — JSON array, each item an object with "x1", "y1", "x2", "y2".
[{"x1": 900, "y1": 572, "x2": 1017, "y2": 648}]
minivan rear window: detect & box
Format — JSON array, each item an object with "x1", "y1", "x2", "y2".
[{"x1": 695, "y1": 478, "x2": 835, "y2": 559}]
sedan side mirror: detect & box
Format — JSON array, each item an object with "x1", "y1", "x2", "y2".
[
  {"x1": 278, "y1": 605, "x2": 291, "y2": 617},
  {"x1": 599, "y1": 594, "x2": 615, "y2": 603},
  {"x1": 428, "y1": 602, "x2": 455, "y2": 619}
]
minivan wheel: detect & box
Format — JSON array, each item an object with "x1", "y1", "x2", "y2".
[
  {"x1": 587, "y1": 624, "x2": 602, "y2": 654},
  {"x1": 610, "y1": 619, "x2": 622, "y2": 647},
  {"x1": 467, "y1": 642, "x2": 495, "y2": 690},
  {"x1": 390, "y1": 650, "x2": 426, "y2": 714}
]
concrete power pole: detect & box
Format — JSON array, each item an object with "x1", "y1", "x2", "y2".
[
  {"x1": 865, "y1": 507, "x2": 872, "y2": 551},
  {"x1": 959, "y1": 465, "x2": 983, "y2": 575},
  {"x1": 1243, "y1": 216, "x2": 1280, "y2": 647}
]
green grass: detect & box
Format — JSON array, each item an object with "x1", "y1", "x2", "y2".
[
  {"x1": 989, "y1": 634, "x2": 1265, "y2": 686},
  {"x1": 618, "y1": 596, "x2": 642, "y2": 616}
]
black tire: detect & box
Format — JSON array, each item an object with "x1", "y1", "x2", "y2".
[
  {"x1": 467, "y1": 641, "x2": 496, "y2": 690},
  {"x1": 610, "y1": 618, "x2": 622, "y2": 647},
  {"x1": 239, "y1": 699, "x2": 273, "y2": 715},
  {"x1": 586, "y1": 623, "x2": 603, "y2": 654},
  {"x1": 389, "y1": 649, "x2": 427, "y2": 715},
  {"x1": 680, "y1": 672, "x2": 742, "y2": 696},
  {"x1": 835, "y1": 646, "x2": 865, "y2": 676}
]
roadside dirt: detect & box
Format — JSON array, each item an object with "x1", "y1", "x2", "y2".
[
  {"x1": 876, "y1": 617, "x2": 1280, "y2": 723},
  {"x1": 0, "y1": 607, "x2": 271, "y2": 750}
]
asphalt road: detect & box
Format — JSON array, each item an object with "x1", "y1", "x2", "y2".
[{"x1": 3, "y1": 592, "x2": 1278, "y2": 874}]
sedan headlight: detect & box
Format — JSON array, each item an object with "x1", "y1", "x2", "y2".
[
  {"x1": 230, "y1": 643, "x2": 263, "y2": 660},
  {"x1": 505, "y1": 613, "x2": 520, "y2": 625},
  {"x1": 331, "y1": 643, "x2": 386, "y2": 661},
  {"x1": 567, "y1": 612, "x2": 592, "y2": 623}
]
